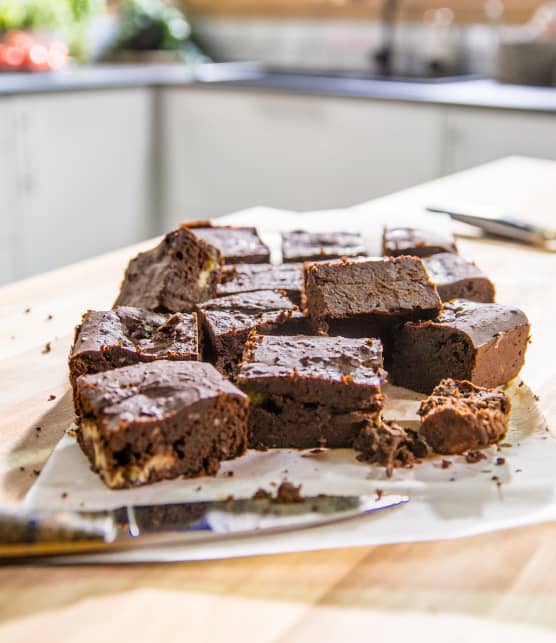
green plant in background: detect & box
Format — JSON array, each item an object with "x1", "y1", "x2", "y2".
[{"x1": 117, "y1": 0, "x2": 191, "y2": 51}]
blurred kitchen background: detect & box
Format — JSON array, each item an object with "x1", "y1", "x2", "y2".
[{"x1": 1, "y1": 0, "x2": 556, "y2": 284}]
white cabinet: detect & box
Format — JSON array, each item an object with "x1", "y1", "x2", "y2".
[
  {"x1": 443, "y1": 107, "x2": 556, "y2": 174},
  {"x1": 0, "y1": 101, "x2": 18, "y2": 285},
  {"x1": 11, "y1": 88, "x2": 154, "y2": 280},
  {"x1": 161, "y1": 87, "x2": 444, "y2": 228}
]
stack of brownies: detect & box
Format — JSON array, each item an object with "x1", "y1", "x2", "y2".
[{"x1": 68, "y1": 221, "x2": 530, "y2": 488}]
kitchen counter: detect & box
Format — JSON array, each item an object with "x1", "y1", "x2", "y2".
[
  {"x1": 1, "y1": 63, "x2": 556, "y2": 112},
  {"x1": 1, "y1": 156, "x2": 556, "y2": 641}
]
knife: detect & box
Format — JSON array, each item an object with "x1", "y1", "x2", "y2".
[
  {"x1": 427, "y1": 204, "x2": 556, "y2": 246},
  {"x1": 0, "y1": 493, "x2": 408, "y2": 561}
]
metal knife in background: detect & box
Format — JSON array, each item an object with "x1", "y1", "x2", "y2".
[
  {"x1": 427, "y1": 204, "x2": 556, "y2": 247},
  {"x1": 0, "y1": 493, "x2": 408, "y2": 562}
]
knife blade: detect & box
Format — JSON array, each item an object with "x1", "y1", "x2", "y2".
[
  {"x1": 427, "y1": 204, "x2": 556, "y2": 246},
  {"x1": 0, "y1": 493, "x2": 408, "y2": 561}
]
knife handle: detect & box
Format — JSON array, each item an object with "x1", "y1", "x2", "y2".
[{"x1": 0, "y1": 509, "x2": 115, "y2": 546}]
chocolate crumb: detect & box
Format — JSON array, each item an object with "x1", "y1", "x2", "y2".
[
  {"x1": 46, "y1": 314, "x2": 53, "y2": 321},
  {"x1": 375, "y1": 488, "x2": 384, "y2": 501},
  {"x1": 515, "y1": 468, "x2": 523, "y2": 473},
  {"x1": 275, "y1": 481, "x2": 304, "y2": 503},
  {"x1": 32, "y1": 469, "x2": 40, "y2": 476},
  {"x1": 61, "y1": 492, "x2": 68, "y2": 499},
  {"x1": 449, "y1": 477, "x2": 456, "y2": 482},
  {"x1": 225, "y1": 495, "x2": 235, "y2": 503},
  {"x1": 195, "y1": 485, "x2": 202, "y2": 491},
  {"x1": 441, "y1": 459, "x2": 452, "y2": 469},
  {"x1": 42, "y1": 342, "x2": 51, "y2": 354},
  {"x1": 354, "y1": 420, "x2": 429, "y2": 478},
  {"x1": 226, "y1": 471, "x2": 234, "y2": 477},
  {"x1": 19, "y1": 466, "x2": 25, "y2": 472},
  {"x1": 518, "y1": 381, "x2": 524, "y2": 387},
  {"x1": 534, "y1": 394, "x2": 540, "y2": 401},
  {"x1": 495, "y1": 457, "x2": 506, "y2": 466},
  {"x1": 48, "y1": 394, "x2": 56, "y2": 401},
  {"x1": 501, "y1": 443, "x2": 512, "y2": 448},
  {"x1": 36, "y1": 426, "x2": 41, "y2": 432},
  {"x1": 252, "y1": 488, "x2": 272, "y2": 500},
  {"x1": 24, "y1": 307, "x2": 31, "y2": 314},
  {"x1": 465, "y1": 450, "x2": 487, "y2": 464}
]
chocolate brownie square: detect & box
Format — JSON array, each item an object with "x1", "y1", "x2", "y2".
[
  {"x1": 115, "y1": 225, "x2": 222, "y2": 312},
  {"x1": 186, "y1": 221, "x2": 270, "y2": 264},
  {"x1": 281, "y1": 230, "x2": 367, "y2": 263},
  {"x1": 423, "y1": 253, "x2": 495, "y2": 303},
  {"x1": 391, "y1": 300, "x2": 530, "y2": 393},
  {"x1": 69, "y1": 306, "x2": 199, "y2": 390},
  {"x1": 75, "y1": 361, "x2": 248, "y2": 489},
  {"x1": 418, "y1": 378, "x2": 511, "y2": 454},
  {"x1": 197, "y1": 290, "x2": 307, "y2": 377},
  {"x1": 383, "y1": 226, "x2": 457, "y2": 257},
  {"x1": 217, "y1": 263, "x2": 305, "y2": 306},
  {"x1": 305, "y1": 256, "x2": 441, "y2": 339},
  {"x1": 237, "y1": 334, "x2": 386, "y2": 448}
]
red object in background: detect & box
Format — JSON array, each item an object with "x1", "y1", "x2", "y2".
[{"x1": 0, "y1": 30, "x2": 68, "y2": 72}]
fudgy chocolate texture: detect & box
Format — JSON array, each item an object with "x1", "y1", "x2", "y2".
[
  {"x1": 353, "y1": 420, "x2": 429, "y2": 477},
  {"x1": 382, "y1": 226, "x2": 457, "y2": 257},
  {"x1": 418, "y1": 378, "x2": 510, "y2": 454},
  {"x1": 217, "y1": 263, "x2": 304, "y2": 306},
  {"x1": 423, "y1": 253, "x2": 495, "y2": 303},
  {"x1": 69, "y1": 307, "x2": 199, "y2": 389},
  {"x1": 197, "y1": 290, "x2": 307, "y2": 378},
  {"x1": 305, "y1": 257, "x2": 441, "y2": 339},
  {"x1": 281, "y1": 230, "x2": 367, "y2": 263},
  {"x1": 237, "y1": 335, "x2": 386, "y2": 449},
  {"x1": 238, "y1": 334, "x2": 385, "y2": 409},
  {"x1": 114, "y1": 226, "x2": 222, "y2": 312},
  {"x1": 391, "y1": 300, "x2": 530, "y2": 393},
  {"x1": 75, "y1": 361, "x2": 248, "y2": 489},
  {"x1": 185, "y1": 221, "x2": 270, "y2": 264}
]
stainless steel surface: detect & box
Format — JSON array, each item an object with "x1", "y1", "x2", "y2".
[
  {"x1": 0, "y1": 494, "x2": 408, "y2": 562},
  {"x1": 427, "y1": 204, "x2": 556, "y2": 245}
]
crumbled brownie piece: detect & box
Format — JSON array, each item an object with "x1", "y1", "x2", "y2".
[
  {"x1": 391, "y1": 300, "x2": 530, "y2": 393},
  {"x1": 197, "y1": 290, "x2": 307, "y2": 377},
  {"x1": 275, "y1": 481, "x2": 304, "y2": 503},
  {"x1": 237, "y1": 334, "x2": 386, "y2": 449},
  {"x1": 465, "y1": 450, "x2": 488, "y2": 463},
  {"x1": 252, "y1": 488, "x2": 272, "y2": 500},
  {"x1": 418, "y1": 379, "x2": 511, "y2": 455},
  {"x1": 495, "y1": 457, "x2": 506, "y2": 466},
  {"x1": 423, "y1": 253, "x2": 495, "y2": 303},
  {"x1": 281, "y1": 230, "x2": 367, "y2": 263},
  {"x1": 218, "y1": 263, "x2": 305, "y2": 306},
  {"x1": 305, "y1": 256, "x2": 441, "y2": 342},
  {"x1": 42, "y1": 342, "x2": 51, "y2": 354},
  {"x1": 353, "y1": 420, "x2": 429, "y2": 477},
  {"x1": 68, "y1": 307, "x2": 199, "y2": 389},
  {"x1": 382, "y1": 226, "x2": 457, "y2": 257},
  {"x1": 185, "y1": 221, "x2": 270, "y2": 264},
  {"x1": 115, "y1": 225, "x2": 222, "y2": 312},
  {"x1": 75, "y1": 361, "x2": 248, "y2": 489}
]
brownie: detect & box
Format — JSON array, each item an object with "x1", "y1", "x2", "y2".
[
  {"x1": 75, "y1": 361, "x2": 248, "y2": 489},
  {"x1": 185, "y1": 221, "x2": 270, "y2": 264},
  {"x1": 115, "y1": 225, "x2": 222, "y2": 312},
  {"x1": 423, "y1": 253, "x2": 495, "y2": 303},
  {"x1": 391, "y1": 300, "x2": 530, "y2": 393},
  {"x1": 217, "y1": 263, "x2": 305, "y2": 306},
  {"x1": 197, "y1": 290, "x2": 307, "y2": 377},
  {"x1": 383, "y1": 226, "x2": 457, "y2": 257},
  {"x1": 237, "y1": 334, "x2": 386, "y2": 448},
  {"x1": 305, "y1": 256, "x2": 441, "y2": 340},
  {"x1": 418, "y1": 378, "x2": 511, "y2": 454},
  {"x1": 69, "y1": 306, "x2": 199, "y2": 390},
  {"x1": 281, "y1": 230, "x2": 367, "y2": 263}
]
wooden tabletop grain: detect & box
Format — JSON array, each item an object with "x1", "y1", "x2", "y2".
[{"x1": 1, "y1": 157, "x2": 555, "y2": 643}]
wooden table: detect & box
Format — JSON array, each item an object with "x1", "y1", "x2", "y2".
[{"x1": 1, "y1": 157, "x2": 555, "y2": 642}]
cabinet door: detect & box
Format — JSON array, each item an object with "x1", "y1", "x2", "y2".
[
  {"x1": 443, "y1": 107, "x2": 556, "y2": 174},
  {"x1": 13, "y1": 89, "x2": 154, "y2": 279},
  {"x1": 161, "y1": 87, "x2": 443, "y2": 227},
  {"x1": 0, "y1": 100, "x2": 18, "y2": 285}
]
